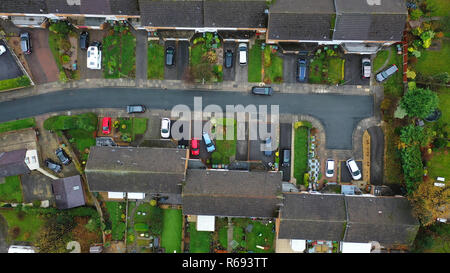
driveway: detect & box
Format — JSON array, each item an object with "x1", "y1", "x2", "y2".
[
  {"x1": 164, "y1": 40, "x2": 189, "y2": 80},
  {"x1": 0, "y1": 40, "x2": 23, "y2": 81},
  {"x1": 282, "y1": 54, "x2": 297, "y2": 83},
  {"x1": 134, "y1": 30, "x2": 148, "y2": 80},
  {"x1": 343, "y1": 54, "x2": 370, "y2": 86},
  {"x1": 0, "y1": 88, "x2": 374, "y2": 150},
  {"x1": 368, "y1": 126, "x2": 384, "y2": 185},
  {"x1": 0, "y1": 214, "x2": 7, "y2": 253},
  {"x1": 234, "y1": 43, "x2": 248, "y2": 83},
  {"x1": 22, "y1": 28, "x2": 59, "y2": 84},
  {"x1": 20, "y1": 172, "x2": 55, "y2": 203},
  {"x1": 279, "y1": 123, "x2": 292, "y2": 181},
  {"x1": 77, "y1": 29, "x2": 105, "y2": 79},
  {"x1": 340, "y1": 160, "x2": 363, "y2": 183},
  {"x1": 223, "y1": 42, "x2": 236, "y2": 81}
]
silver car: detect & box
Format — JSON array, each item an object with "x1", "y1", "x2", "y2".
[{"x1": 376, "y1": 64, "x2": 398, "y2": 82}]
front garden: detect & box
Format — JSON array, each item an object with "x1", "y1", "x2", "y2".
[
  {"x1": 309, "y1": 47, "x2": 344, "y2": 85},
  {"x1": 293, "y1": 122, "x2": 310, "y2": 186},
  {"x1": 105, "y1": 201, "x2": 126, "y2": 241},
  {"x1": 263, "y1": 45, "x2": 283, "y2": 84},
  {"x1": 188, "y1": 33, "x2": 223, "y2": 83},
  {"x1": 248, "y1": 40, "x2": 263, "y2": 82},
  {"x1": 147, "y1": 41, "x2": 165, "y2": 80},
  {"x1": 103, "y1": 23, "x2": 136, "y2": 79},
  {"x1": 0, "y1": 117, "x2": 35, "y2": 133},
  {"x1": 114, "y1": 117, "x2": 148, "y2": 143},
  {"x1": 211, "y1": 118, "x2": 237, "y2": 165}
]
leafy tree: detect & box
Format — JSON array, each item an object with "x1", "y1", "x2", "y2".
[
  {"x1": 420, "y1": 30, "x2": 435, "y2": 48},
  {"x1": 410, "y1": 180, "x2": 450, "y2": 226},
  {"x1": 400, "y1": 88, "x2": 439, "y2": 119},
  {"x1": 35, "y1": 213, "x2": 75, "y2": 253},
  {"x1": 400, "y1": 124, "x2": 428, "y2": 147},
  {"x1": 399, "y1": 145, "x2": 423, "y2": 194},
  {"x1": 410, "y1": 9, "x2": 423, "y2": 20}
]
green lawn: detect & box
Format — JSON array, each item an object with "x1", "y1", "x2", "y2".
[
  {"x1": 48, "y1": 32, "x2": 63, "y2": 71},
  {"x1": 328, "y1": 57, "x2": 344, "y2": 84},
  {"x1": 0, "y1": 76, "x2": 31, "y2": 92},
  {"x1": 67, "y1": 129, "x2": 96, "y2": 161},
  {"x1": 264, "y1": 47, "x2": 283, "y2": 83},
  {"x1": 231, "y1": 218, "x2": 275, "y2": 253},
  {"x1": 0, "y1": 176, "x2": 23, "y2": 203},
  {"x1": 382, "y1": 50, "x2": 403, "y2": 97},
  {"x1": 309, "y1": 55, "x2": 344, "y2": 84},
  {"x1": 373, "y1": 48, "x2": 392, "y2": 72},
  {"x1": 105, "y1": 202, "x2": 126, "y2": 241},
  {"x1": 189, "y1": 224, "x2": 212, "y2": 253},
  {"x1": 427, "y1": 0, "x2": 450, "y2": 17},
  {"x1": 118, "y1": 117, "x2": 148, "y2": 142},
  {"x1": 413, "y1": 223, "x2": 450, "y2": 253},
  {"x1": 415, "y1": 40, "x2": 450, "y2": 77},
  {"x1": 248, "y1": 40, "x2": 262, "y2": 82},
  {"x1": 218, "y1": 226, "x2": 228, "y2": 249},
  {"x1": 293, "y1": 126, "x2": 309, "y2": 185},
  {"x1": 0, "y1": 118, "x2": 35, "y2": 133},
  {"x1": 0, "y1": 209, "x2": 45, "y2": 242},
  {"x1": 211, "y1": 119, "x2": 237, "y2": 165},
  {"x1": 103, "y1": 30, "x2": 136, "y2": 78},
  {"x1": 190, "y1": 43, "x2": 207, "y2": 67},
  {"x1": 161, "y1": 209, "x2": 183, "y2": 253},
  {"x1": 147, "y1": 41, "x2": 165, "y2": 79}
]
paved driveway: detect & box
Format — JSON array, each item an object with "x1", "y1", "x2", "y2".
[
  {"x1": 368, "y1": 126, "x2": 384, "y2": 185},
  {"x1": 223, "y1": 42, "x2": 236, "y2": 81},
  {"x1": 340, "y1": 160, "x2": 363, "y2": 182},
  {"x1": 0, "y1": 214, "x2": 7, "y2": 253},
  {"x1": 282, "y1": 54, "x2": 297, "y2": 83},
  {"x1": 135, "y1": 30, "x2": 148, "y2": 80},
  {"x1": 234, "y1": 43, "x2": 248, "y2": 83},
  {"x1": 77, "y1": 29, "x2": 104, "y2": 79},
  {"x1": 0, "y1": 40, "x2": 23, "y2": 81},
  {"x1": 22, "y1": 28, "x2": 59, "y2": 84},
  {"x1": 0, "y1": 88, "x2": 373, "y2": 150},
  {"x1": 164, "y1": 40, "x2": 189, "y2": 80},
  {"x1": 343, "y1": 54, "x2": 370, "y2": 86},
  {"x1": 279, "y1": 123, "x2": 292, "y2": 181}
]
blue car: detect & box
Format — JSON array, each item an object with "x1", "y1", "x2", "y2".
[
  {"x1": 297, "y1": 58, "x2": 307, "y2": 82},
  {"x1": 202, "y1": 132, "x2": 216, "y2": 153}
]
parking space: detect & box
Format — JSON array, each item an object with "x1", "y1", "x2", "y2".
[
  {"x1": 235, "y1": 121, "x2": 248, "y2": 161},
  {"x1": 223, "y1": 42, "x2": 236, "y2": 81},
  {"x1": 343, "y1": 54, "x2": 370, "y2": 86},
  {"x1": 164, "y1": 40, "x2": 189, "y2": 80},
  {"x1": 340, "y1": 160, "x2": 363, "y2": 183},
  {"x1": 22, "y1": 28, "x2": 59, "y2": 84},
  {"x1": 77, "y1": 29, "x2": 105, "y2": 79},
  {"x1": 248, "y1": 121, "x2": 275, "y2": 167},
  {"x1": 0, "y1": 40, "x2": 23, "y2": 81},
  {"x1": 279, "y1": 123, "x2": 292, "y2": 181},
  {"x1": 282, "y1": 54, "x2": 298, "y2": 83},
  {"x1": 234, "y1": 43, "x2": 248, "y2": 83}
]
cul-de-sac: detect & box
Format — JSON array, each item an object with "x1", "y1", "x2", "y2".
[{"x1": 0, "y1": 0, "x2": 448, "y2": 254}]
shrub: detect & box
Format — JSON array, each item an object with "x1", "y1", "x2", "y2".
[
  {"x1": 61, "y1": 54, "x2": 70, "y2": 64},
  {"x1": 410, "y1": 9, "x2": 423, "y2": 20},
  {"x1": 400, "y1": 124, "x2": 427, "y2": 147},
  {"x1": 59, "y1": 71, "x2": 68, "y2": 83},
  {"x1": 32, "y1": 200, "x2": 41, "y2": 208},
  {"x1": 400, "y1": 88, "x2": 439, "y2": 119},
  {"x1": 400, "y1": 145, "x2": 423, "y2": 194}
]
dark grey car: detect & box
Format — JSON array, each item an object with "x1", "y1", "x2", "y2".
[
  {"x1": 225, "y1": 50, "x2": 233, "y2": 68},
  {"x1": 126, "y1": 105, "x2": 146, "y2": 113},
  {"x1": 282, "y1": 149, "x2": 291, "y2": 167},
  {"x1": 80, "y1": 31, "x2": 89, "y2": 50},
  {"x1": 55, "y1": 148, "x2": 71, "y2": 165},
  {"x1": 252, "y1": 86, "x2": 273, "y2": 96},
  {"x1": 45, "y1": 158, "x2": 62, "y2": 173},
  {"x1": 20, "y1": 32, "x2": 31, "y2": 54},
  {"x1": 166, "y1": 46, "x2": 175, "y2": 66}
]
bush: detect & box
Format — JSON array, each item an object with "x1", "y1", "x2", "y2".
[
  {"x1": 61, "y1": 55, "x2": 70, "y2": 64},
  {"x1": 134, "y1": 223, "x2": 149, "y2": 232},
  {"x1": 400, "y1": 145, "x2": 423, "y2": 194},
  {"x1": 59, "y1": 71, "x2": 68, "y2": 83},
  {"x1": 400, "y1": 88, "x2": 439, "y2": 119},
  {"x1": 32, "y1": 200, "x2": 41, "y2": 208},
  {"x1": 410, "y1": 9, "x2": 423, "y2": 20}
]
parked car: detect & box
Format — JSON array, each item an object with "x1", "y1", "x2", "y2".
[
  {"x1": 297, "y1": 58, "x2": 307, "y2": 82},
  {"x1": 79, "y1": 31, "x2": 89, "y2": 50},
  {"x1": 166, "y1": 46, "x2": 175, "y2": 66},
  {"x1": 376, "y1": 64, "x2": 398, "y2": 82},
  {"x1": 20, "y1": 32, "x2": 31, "y2": 54},
  {"x1": 282, "y1": 149, "x2": 291, "y2": 167},
  {"x1": 325, "y1": 159, "x2": 335, "y2": 178},
  {"x1": 161, "y1": 118, "x2": 171, "y2": 138},
  {"x1": 45, "y1": 159, "x2": 62, "y2": 173},
  {"x1": 251, "y1": 86, "x2": 273, "y2": 96},
  {"x1": 239, "y1": 43, "x2": 247, "y2": 65},
  {"x1": 191, "y1": 138, "x2": 200, "y2": 156},
  {"x1": 0, "y1": 45, "x2": 6, "y2": 56},
  {"x1": 346, "y1": 158, "x2": 362, "y2": 180},
  {"x1": 263, "y1": 137, "x2": 272, "y2": 156},
  {"x1": 102, "y1": 117, "x2": 112, "y2": 135},
  {"x1": 87, "y1": 42, "x2": 102, "y2": 69},
  {"x1": 361, "y1": 58, "x2": 371, "y2": 79},
  {"x1": 225, "y1": 50, "x2": 233, "y2": 68},
  {"x1": 55, "y1": 148, "x2": 71, "y2": 165},
  {"x1": 126, "y1": 105, "x2": 146, "y2": 114},
  {"x1": 202, "y1": 132, "x2": 215, "y2": 153}
]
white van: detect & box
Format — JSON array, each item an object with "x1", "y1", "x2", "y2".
[
  {"x1": 239, "y1": 43, "x2": 247, "y2": 65},
  {"x1": 87, "y1": 42, "x2": 102, "y2": 70}
]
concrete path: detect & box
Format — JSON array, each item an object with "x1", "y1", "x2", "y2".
[
  {"x1": 227, "y1": 217, "x2": 233, "y2": 252},
  {"x1": 135, "y1": 30, "x2": 148, "y2": 80}
]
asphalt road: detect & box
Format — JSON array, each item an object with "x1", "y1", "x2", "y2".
[
  {"x1": 0, "y1": 40, "x2": 23, "y2": 81},
  {"x1": 0, "y1": 88, "x2": 373, "y2": 150}
]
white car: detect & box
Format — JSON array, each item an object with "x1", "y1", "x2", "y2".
[
  {"x1": 325, "y1": 159, "x2": 335, "y2": 178},
  {"x1": 361, "y1": 57, "x2": 371, "y2": 79},
  {"x1": 87, "y1": 42, "x2": 102, "y2": 70},
  {"x1": 0, "y1": 45, "x2": 6, "y2": 56},
  {"x1": 160, "y1": 118, "x2": 171, "y2": 139},
  {"x1": 346, "y1": 158, "x2": 362, "y2": 180},
  {"x1": 239, "y1": 43, "x2": 247, "y2": 65}
]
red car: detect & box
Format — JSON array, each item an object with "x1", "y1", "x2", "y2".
[
  {"x1": 102, "y1": 117, "x2": 112, "y2": 135},
  {"x1": 191, "y1": 138, "x2": 200, "y2": 156}
]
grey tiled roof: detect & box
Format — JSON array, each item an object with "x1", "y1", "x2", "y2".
[
  {"x1": 335, "y1": 0, "x2": 406, "y2": 14},
  {"x1": 203, "y1": 0, "x2": 267, "y2": 28},
  {"x1": 278, "y1": 193, "x2": 346, "y2": 241},
  {"x1": 268, "y1": 13, "x2": 333, "y2": 41},
  {"x1": 46, "y1": 0, "x2": 139, "y2": 15},
  {"x1": 270, "y1": 0, "x2": 335, "y2": 13},
  {"x1": 85, "y1": 146, "x2": 187, "y2": 194},
  {"x1": 0, "y1": 149, "x2": 29, "y2": 178},
  {"x1": 138, "y1": 0, "x2": 204, "y2": 27},
  {"x1": 52, "y1": 175, "x2": 86, "y2": 209},
  {"x1": 182, "y1": 169, "x2": 283, "y2": 217},
  {"x1": 0, "y1": 0, "x2": 47, "y2": 14}
]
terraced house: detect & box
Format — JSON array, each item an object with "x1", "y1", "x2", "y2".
[{"x1": 0, "y1": 0, "x2": 407, "y2": 52}]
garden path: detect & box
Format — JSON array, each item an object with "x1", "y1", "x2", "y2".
[{"x1": 227, "y1": 217, "x2": 233, "y2": 252}]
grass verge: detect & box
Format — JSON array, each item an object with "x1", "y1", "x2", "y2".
[
  {"x1": 0, "y1": 117, "x2": 35, "y2": 133},
  {"x1": 293, "y1": 127, "x2": 308, "y2": 185},
  {"x1": 0, "y1": 76, "x2": 31, "y2": 92}
]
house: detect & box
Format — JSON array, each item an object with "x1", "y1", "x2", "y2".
[
  {"x1": 0, "y1": 149, "x2": 30, "y2": 178},
  {"x1": 0, "y1": 0, "x2": 47, "y2": 28},
  {"x1": 182, "y1": 169, "x2": 283, "y2": 218},
  {"x1": 85, "y1": 146, "x2": 188, "y2": 204},
  {"x1": 51, "y1": 175, "x2": 86, "y2": 209},
  {"x1": 276, "y1": 193, "x2": 419, "y2": 253}
]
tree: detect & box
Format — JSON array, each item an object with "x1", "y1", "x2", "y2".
[
  {"x1": 400, "y1": 124, "x2": 428, "y2": 147},
  {"x1": 35, "y1": 213, "x2": 75, "y2": 253},
  {"x1": 400, "y1": 88, "x2": 439, "y2": 119}
]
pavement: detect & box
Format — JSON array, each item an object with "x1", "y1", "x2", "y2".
[
  {"x1": 0, "y1": 40, "x2": 23, "y2": 81},
  {"x1": 0, "y1": 87, "x2": 373, "y2": 150}
]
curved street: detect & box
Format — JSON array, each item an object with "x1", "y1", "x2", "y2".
[{"x1": 0, "y1": 88, "x2": 373, "y2": 150}]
